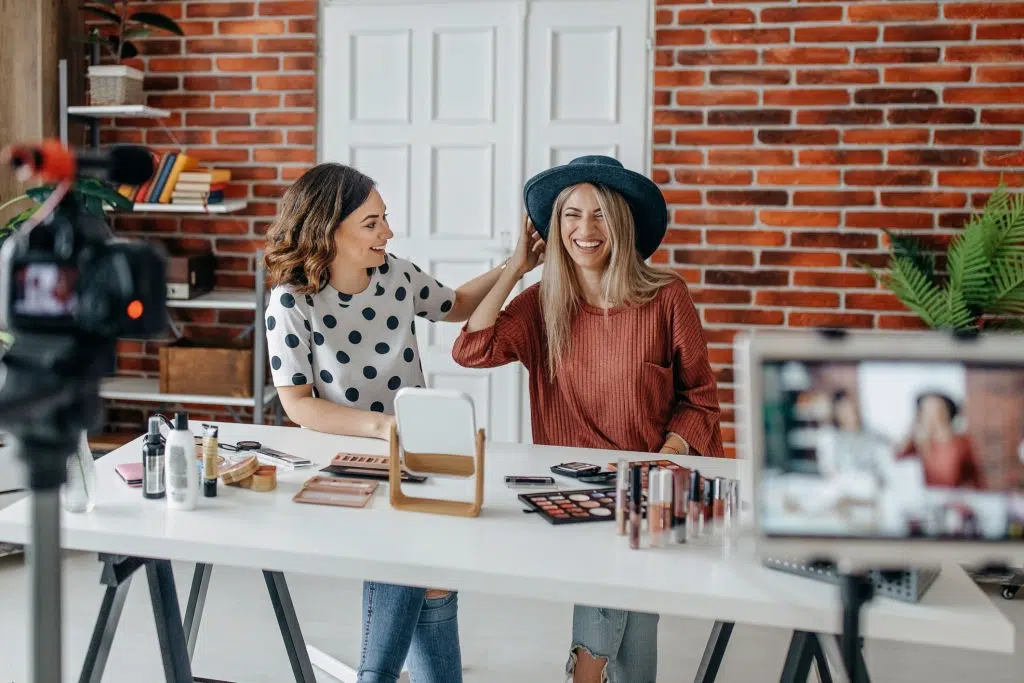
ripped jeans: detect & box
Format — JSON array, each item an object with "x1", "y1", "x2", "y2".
[
  {"x1": 357, "y1": 581, "x2": 462, "y2": 683},
  {"x1": 566, "y1": 605, "x2": 659, "y2": 683}
]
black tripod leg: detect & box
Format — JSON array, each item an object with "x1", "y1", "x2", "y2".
[
  {"x1": 263, "y1": 571, "x2": 317, "y2": 683},
  {"x1": 78, "y1": 577, "x2": 133, "y2": 683},
  {"x1": 693, "y1": 621, "x2": 734, "y2": 683},
  {"x1": 183, "y1": 563, "x2": 213, "y2": 660},
  {"x1": 779, "y1": 631, "x2": 817, "y2": 683},
  {"x1": 809, "y1": 635, "x2": 834, "y2": 683},
  {"x1": 146, "y1": 560, "x2": 195, "y2": 683}
]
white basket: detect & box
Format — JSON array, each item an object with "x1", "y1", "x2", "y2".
[{"x1": 88, "y1": 65, "x2": 144, "y2": 106}]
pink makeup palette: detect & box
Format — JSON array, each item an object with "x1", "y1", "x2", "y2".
[{"x1": 519, "y1": 487, "x2": 648, "y2": 525}]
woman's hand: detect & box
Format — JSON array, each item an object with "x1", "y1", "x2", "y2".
[
  {"x1": 659, "y1": 432, "x2": 690, "y2": 455},
  {"x1": 507, "y1": 214, "x2": 545, "y2": 276}
]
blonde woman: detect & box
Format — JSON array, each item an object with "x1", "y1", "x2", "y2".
[{"x1": 453, "y1": 155, "x2": 724, "y2": 683}]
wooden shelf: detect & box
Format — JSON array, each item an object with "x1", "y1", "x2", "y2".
[
  {"x1": 106, "y1": 200, "x2": 248, "y2": 215},
  {"x1": 68, "y1": 104, "x2": 170, "y2": 118},
  {"x1": 166, "y1": 289, "x2": 266, "y2": 311},
  {"x1": 100, "y1": 377, "x2": 277, "y2": 408}
]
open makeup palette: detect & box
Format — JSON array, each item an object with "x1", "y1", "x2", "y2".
[
  {"x1": 293, "y1": 476, "x2": 379, "y2": 508},
  {"x1": 519, "y1": 487, "x2": 650, "y2": 525},
  {"x1": 321, "y1": 453, "x2": 427, "y2": 483}
]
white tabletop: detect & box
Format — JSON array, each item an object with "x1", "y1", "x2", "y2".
[{"x1": 0, "y1": 422, "x2": 1013, "y2": 655}]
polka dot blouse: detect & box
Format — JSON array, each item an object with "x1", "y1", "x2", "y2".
[{"x1": 264, "y1": 254, "x2": 456, "y2": 415}]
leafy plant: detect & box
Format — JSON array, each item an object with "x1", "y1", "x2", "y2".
[
  {"x1": 864, "y1": 185, "x2": 1024, "y2": 331},
  {"x1": 0, "y1": 179, "x2": 133, "y2": 248},
  {"x1": 82, "y1": 0, "x2": 184, "y2": 61}
]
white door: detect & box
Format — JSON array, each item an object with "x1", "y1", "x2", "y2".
[{"x1": 320, "y1": 0, "x2": 652, "y2": 443}]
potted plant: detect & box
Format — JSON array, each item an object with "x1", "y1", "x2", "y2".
[
  {"x1": 83, "y1": 1, "x2": 184, "y2": 106},
  {"x1": 864, "y1": 185, "x2": 1024, "y2": 331}
]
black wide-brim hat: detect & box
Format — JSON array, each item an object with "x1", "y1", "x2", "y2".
[{"x1": 523, "y1": 155, "x2": 668, "y2": 260}]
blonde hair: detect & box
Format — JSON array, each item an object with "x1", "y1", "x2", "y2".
[{"x1": 539, "y1": 182, "x2": 679, "y2": 378}]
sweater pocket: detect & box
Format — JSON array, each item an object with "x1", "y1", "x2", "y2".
[{"x1": 639, "y1": 361, "x2": 674, "y2": 429}]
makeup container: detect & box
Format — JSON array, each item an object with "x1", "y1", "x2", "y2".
[
  {"x1": 672, "y1": 468, "x2": 689, "y2": 543},
  {"x1": 648, "y1": 470, "x2": 662, "y2": 548},
  {"x1": 688, "y1": 469, "x2": 702, "y2": 538},
  {"x1": 712, "y1": 477, "x2": 725, "y2": 527},
  {"x1": 141, "y1": 416, "x2": 165, "y2": 500},
  {"x1": 658, "y1": 469, "x2": 673, "y2": 549},
  {"x1": 629, "y1": 464, "x2": 643, "y2": 550},
  {"x1": 702, "y1": 478, "x2": 714, "y2": 535},
  {"x1": 202, "y1": 424, "x2": 219, "y2": 498},
  {"x1": 616, "y1": 457, "x2": 628, "y2": 536},
  {"x1": 165, "y1": 412, "x2": 198, "y2": 511}
]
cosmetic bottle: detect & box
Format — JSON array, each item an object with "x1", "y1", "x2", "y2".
[
  {"x1": 629, "y1": 464, "x2": 642, "y2": 550},
  {"x1": 659, "y1": 470, "x2": 672, "y2": 548},
  {"x1": 142, "y1": 416, "x2": 166, "y2": 500},
  {"x1": 648, "y1": 470, "x2": 662, "y2": 548},
  {"x1": 202, "y1": 424, "x2": 219, "y2": 498},
  {"x1": 702, "y1": 478, "x2": 713, "y2": 536},
  {"x1": 165, "y1": 412, "x2": 198, "y2": 510},
  {"x1": 672, "y1": 468, "x2": 689, "y2": 544},
  {"x1": 688, "y1": 469, "x2": 702, "y2": 538},
  {"x1": 712, "y1": 477, "x2": 726, "y2": 533},
  {"x1": 616, "y1": 458, "x2": 628, "y2": 535}
]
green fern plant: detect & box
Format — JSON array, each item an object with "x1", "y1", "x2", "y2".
[{"x1": 864, "y1": 185, "x2": 1024, "y2": 331}]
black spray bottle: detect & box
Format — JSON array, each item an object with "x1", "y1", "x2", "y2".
[{"x1": 142, "y1": 416, "x2": 166, "y2": 499}]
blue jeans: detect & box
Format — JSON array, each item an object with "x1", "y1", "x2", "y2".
[
  {"x1": 357, "y1": 581, "x2": 462, "y2": 683},
  {"x1": 566, "y1": 605, "x2": 659, "y2": 683}
]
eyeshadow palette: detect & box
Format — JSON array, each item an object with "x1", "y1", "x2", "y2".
[
  {"x1": 320, "y1": 453, "x2": 427, "y2": 484},
  {"x1": 519, "y1": 487, "x2": 649, "y2": 525},
  {"x1": 293, "y1": 476, "x2": 379, "y2": 508}
]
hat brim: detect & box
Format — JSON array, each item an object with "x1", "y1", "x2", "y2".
[{"x1": 524, "y1": 165, "x2": 668, "y2": 260}]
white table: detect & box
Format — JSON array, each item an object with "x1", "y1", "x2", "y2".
[{"x1": 0, "y1": 422, "x2": 1014, "y2": 683}]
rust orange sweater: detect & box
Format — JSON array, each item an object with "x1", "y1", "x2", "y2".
[{"x1": 452, "y1": 279, "x2": 724, "y2": 458}]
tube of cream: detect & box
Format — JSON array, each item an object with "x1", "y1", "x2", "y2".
[{"x1": 616, "y1": 457, "x2": 628, "y2": 536}]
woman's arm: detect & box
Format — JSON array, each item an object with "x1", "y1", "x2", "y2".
[{"x1": 277, "y1": 385, "x2": 393, "y2": 440}]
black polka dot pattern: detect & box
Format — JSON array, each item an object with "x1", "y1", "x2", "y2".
[
  {"x1": 375, "y1": 284, "x2": 385, "y2": 296},
  {"x1": 320, "y1": 369, "x2": 333, "y2": 383},
  {"x1": 388, "y1": 376, "x2": 401, "y2": 390},
  {"x1": 304, "y1": 320, "x2": 311, "y2": 331},
  {"x1": 419, "y1": 286, "x2": 430, "y2": 300},
  {"x1": 267, "y1": 316, "x2": 277, "y2": 330},
  {"x1": 387, "y1": 316, "x2": 399, "y2": 330},
  {"x1": 370, "y1": 402, "x2": 384, "y2": 412},
  {"x1": 346, "y1": 388, "x2": 359, "y2": 402},
  {"x1": 323, "y1": 315, "x2": 337, "y2": 328},
  {"x1": 440, "y1": 300, "x2": 452, "y2": 313},
  {"x1": 271, "y1": 356, "x2": 282, "y2": 370},
  {"x1": 379, "y1": 261, "x2": 390, "y2": 275},
  {"x1": 363, "y1": 366, "x2": 377, "y2": 379},
  {"x1": 305, "y1": 295, "x2": 315, "y2": 307},
  {"x1": 337, "y1": 350, "x2": 350, "y2": 364},
  {"x1": 403, "y1": 348, "x2": 414, "y2": 362},
  {"x1": 362, "y1": 307, "x2": 375, "y2": 321},
  {"x1": 349, "y1": 331, "x2": 362, "y2": 344},
  {"x1": 285, "y1": 334, "x2": 300, "y2": 348},
  {"x1": 338, "y1": 292, "x2": 352, "y2": 302},
  {"x1": 313, "y1": 332, "x2": 325, "y2": 345},
  {"x1": 280, "y1": 293, "x2": 295, "y2": 308},
  {"x1": 292, "y1": 372, "x2": 306, "y2": 385},
  {"x1": 375, "y1": 342, "x2": 390, "y2": 354},
  {"x1": 395, "y1": 287, "x2": 406, "y2": 302}
]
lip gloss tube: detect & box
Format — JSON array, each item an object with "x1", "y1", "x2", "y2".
[
  {"x1": 659, "y1": 470, "x2": 673, "y2": 548},
  {"x1": 629, "y1": 464, "x2": 643, "y2": 549},
  {"x1": 688, "y1": 469, "x2": 702, "y2": 538},
  {"x1": 712, "y1": 477, "x2": 725, "y2": 527},
  {"x1": 648, "y1": 469, "x2": 662, "y2": 548},
  {"x1": 616, "y1": 458, "x2": 628, "y2": 536},
  {"x1": 673, "y1": 468, "x2": 689, "y2": 544}
]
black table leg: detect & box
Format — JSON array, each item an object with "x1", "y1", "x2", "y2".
[
  {"x1": 693, "y1": 620, "x2": 734, "y2": 683},
  {"x1": 779, "y1": 630, "x2": 818, "y2": 683},
  {"x1": 183, "y1": 563, "x2": 214, "y2": 660},
  {"x1": 146, "y1": 559, "x2": 195, "y2": 683},
  {"x1": 78, "y1": 577, "x2": 133, "y2": 683},
  {"x1": 263, "y1": 570, "x2": 317, "y2": 683}
]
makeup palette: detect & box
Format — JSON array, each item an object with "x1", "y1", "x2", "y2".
[
  {"x1": 320, "y1": 453, "x2": 427, "y2": 484},
  {"x1": 519, "y1": 487, "x2": 649, "y2": 525},
  {"x1": 293, "y1": 476, "x2": 379, "y2": 508}
]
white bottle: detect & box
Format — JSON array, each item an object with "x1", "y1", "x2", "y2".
[{"x1": 165, "y1": 412, "x2": 198, "y2": 510}]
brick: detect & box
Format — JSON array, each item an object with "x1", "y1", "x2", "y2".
[
  {"x1": 145, "y1": 130, "x2": 213, "y2": 145},
  {"x1": 187, "y1": 2, "x2": 255, "y2": 17},
  {"x1": 663, "y1": 229, "x2": 702, "y2": 245},
  {"x1": 756, "y1": 291, "x2": 841, "y2": 308},
  {"x1": 976, "y1": 24, "x2": 1024, "y2": 40},
  {"x1": 675, "y1": 129, "x2": 754, "y2": 145},
  {"x1": 143, "y1": 75, "x2": 179, "y2": 91},
  {"x1": 982, "y1": 109, "x2": 1024, "y2": 124},
  {"x1": 656, "y1": 70, "x2": 706, "y2": 87},
  {"x1": 258, "y1": 38, "x2": 316, "y2": 52},
  {"x1": 791, "y1": 232, "x2": 878, "y2": 249},
  {"x1": 855, "y1": 47, "x2": 939, "y2": 63},
  {"x1": 146, "y1": 94, "x2": 211, "y2": 109},
  {"x1": 655, "y1": 50, "x2": 674, "y2": 67},
  {"x1": 255, "y1": 111, "x2": 317, "y2": 126},
  {"x1": 795, "y1": 26, "x2": 878, "y2": 43},
  {"x1": 845, "y1": 211, "x2": 934, "y2": 229},
  {"x1": 674, "y1": 249, "x2": 755, "y2": 266},
  {"x1": 214, "y1": 93, "x2": 281, "y2": 108},
  {"x1": 191, "y1": 148, "x2": 251, "y2": 163},
  {"x1": 935, "y1": 129, "x2": 1021, "y2": 145},
  {"x1": 707, "y1": 190, "x2": 789, "y2": 206},
  {"x1": 939, "y1": 171, "x2": 1024, "y2": 187},
  {"x1": 661, "y1": 189, "x2": 702, "y2": 204},
  {"x1": 677, "y1": 9, "x2": 755, "y2": 24},
  {"x1": 677, "y1": 50, "x2": 758, "y2": 66},
  {"x1": 850, "y1": 253, "x2": 891, "y2": 270},
  {"x1": 793, "y1": 190, "x2": 877, "y2": 206},
  {"x1": 938, "y1": 212, "x2": 974, "y2": 229},
  {"x1": 884, "y1": 25, "x2": 972, "y2": 42},
  {"x1": 945, "y1": 2, "x2": 1024, "y2": 19},
  {"x1": 850, "y1": 3, "x2": 938, "y2": 21},
  {"x1": 798, "y1": 69, "x2": 879, "y2": 85},
  {"x1": 656, "y1": 29, "x2": 705, "y2": 46},
  {"x1": 282, "y1": 167, "x2": 313, "y2": 182},
  {"x1": 230, "y1": 167, "x2": 278, "y2": 181},
  {"x1": 186, "y1": 112, "x2": 251, "y2": 127},
  {"x1": 288, "y1": 130, "x2": 315, "y2": 146},
  {"x1": 759, "y1": 129, "x2": 840, "y2": 145},
  {"x1": 217, "y1": 56, "x2": 279, "y2": 71},
  {"x1": 855, "y1": 88, "x2": 938, "y2": 105},
  {"x1": 656, "y1": 9, "x2": 673, "y2": 26},
  {"x1": 283, "y1": 56, "x2": 316, "y2": 71},
  {"x1": 889, "y1": 108, "x2": 976, "y2": 124},
  {"x1": 654, "y1": 149, "x2": 704, "y2": 164},
  {"x1": 180, "y1": 21, "x2": 215, "y2": 36},
  {"x1": 978, "y1": 67, "x2": 1024, "y2": 83},
  {"x1": 984, "y1": 150, "x2": 1024, "y2": 166},
  {"x1": 888, "y1": 149, "x2": 978, "y2": 166},
  {"x1": 219, "y1": 19, "x2": 286, "y2": 35},
  {"x1": 217, "y1": 130, "x2": 283, "y2": 145},
  {"x1": 759, "y1": 210, "x2": 841, "y2": 228},
  {"x1": 149, "y1": 57, "x2": 213, "y2": 73},
  {"x1": 101, "y1": 129, "x2": 143, "y2": 145},
  {"x1": 946, "y1": 87, "x2": 1024, "y2": 104},
  {"x1": 757, "y1": 170, "x2": 842, "y2": 185},
  {"x1": 704, "y1": 270, "x2": 790, "y2": 287},
  {"x1": 760, "y1": 251, "x2": 843, "y2": 267},
  {"x1": 797, "y1": 110, "x2": 884, "y2": 126},
  {"x1": 181, "y1": 219, "x2": 250, "y2": 235},
  {"x1": 259, "y1": 1, "x2": 317, "y2": 15},
  {"x1": 764, "y1": 48, "x2": 850, "y2": 65},
  {"x1": 764, "y1": 89, "x2": 849, "y2": 106},
  {"x1": 184, "y1": 76, "x2": 253, "y2": 91},
  {"x1": 878, "y1": 315, "x2": 930, "y2": 331},
  {"x1": 257, "y1": 75, "x2": 316, "y2": 91},
  {"x1": 843, "y1": 128, "x2": 930, "y2": 144},
  {"x1": 709, "y1": 109, "x2": 790, "y2": 126},
  {"x1": 284, "y1": 91, "x2": 312, "y2": 107},
  {"x1": 188, "y1": 38, "x2": 252, "y2": 53},
  {"x1": 789, "y1": 312, "x2": 875, "y2": 329},
  {"x1": 710, "y1": 28, "x2": 790, "y2": 44},
  {"x1": 676, "y1": 90, "x2": 758, "y2": 106},
  {"x1": 674, "y1": 170, "x2": 752, "y2": 185},
  {"x1": 673, "y1": 209, "x2": 755, "y2": 226},
  {"x1": 762, "y1": 6, "x2": 843, "y2": 23},
  {"x1": 845, "y1": 170, "x2": 932, "y2": 186},
  {"x1": 653, "y1": 110, "x2": 704, "y2": 125},
  {"x1": 794, "y1": 271, "x2": 877, "y2": 289},
  {"x1": 289, "y1": 19, "x2": 316, "y2": 33},
  {"x1": 705, "y1": 309, "x2": 785, "y2": 326},
  {"x1": 136, "y1": 40, "x2": 183, "y2": 56},
  {"x1": 706, "y1": 230, "x2": 786, "y2": 246},
  {"x1": 946, "y1": 45, "x2": 1024, "y2": 62},
  {"x1": 710, "y1": 149, "x2": 794, "y2": 165},
  {"x1": 690, "y1": 289, "x2": 753, "y2": 306},
  {"x1": 884, "y1": 66, "x2": 972, "y2": 83},
  {"x1": 710, "y1": 69, "x2": 790, "y2": 85},
  {"x1": 881, "y1": 191, "x2": 968, "y2": 208}
]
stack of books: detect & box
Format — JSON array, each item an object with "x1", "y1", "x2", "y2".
[
  {"x1": 171, "y1": 168, "x2": 231, "y2": 206},
  {"x1": 114, "y1": 149, "x2": 232, "y2": 208}
]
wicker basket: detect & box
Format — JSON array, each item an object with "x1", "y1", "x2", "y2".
[{"x1": 87, "y1": 65, "x2": 144, "y2": 106}]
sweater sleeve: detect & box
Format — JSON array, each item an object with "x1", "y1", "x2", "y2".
[
  {"x1": 665, "y1": 280, "x2": 725, "y2": 458},
  {"x1": 452, "y1": 285, "x2": 541, "y2": 370}
]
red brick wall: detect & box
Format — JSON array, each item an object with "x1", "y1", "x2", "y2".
[{"x1": 651, "y1": 0, "x2": 1024, "y2": 456}]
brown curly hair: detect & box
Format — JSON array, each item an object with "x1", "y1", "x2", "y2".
[{"x1": 264, "y1": 163, "x2": 376, "y2": 295}]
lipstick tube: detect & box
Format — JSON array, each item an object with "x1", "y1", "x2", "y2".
[
  {"x1": 629, "y1": 464, "x2": 643, "y2": 549},
  {"x1": 648, "y1": 469, "x2": 662, "y2": 548},
  {"x1": 659, "y1": 470, "x2": 673, "y2": 548},
  {"x1": 672, "y1": 468, "x2": 689, "y2": 544},
  {"x1": 688, "y1": 469, "x2": 702, "y2": 538},
  {"x1": 712, "y1": 477, "x2": 725, "y2": 526},
  {"x1": 616, "y1": 458, "x2": 628, "y2": 536}
]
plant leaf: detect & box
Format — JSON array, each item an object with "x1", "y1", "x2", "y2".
[
  {"x1": 944, "y1": 286, "x2": 977, "y2": 331},
  {"x1": 79, "y1": 181, "x2": 133, "y2": 211},
  {"x1": 25, "y1": 185, "x2": 55, "y2": 203},
  {"x1": 122, "y1": 28, "x2": 151, "y2": 41},
  {"x1": 129, "y1": 12, "x2": 185, "y2": 36},
  {"x1": 83, "y1": 5, "x2": 121, "y2": 24},
  {"x1": 879, "y1": 255, "x2": 949, "y2": 329},
  {"x1": 985, "y1": 317, "x2": 1024, "y2": 332},
  {"x1": 946, "y1": 216, "x2": 993, "y2": 311},
  {"x1": 989, "y1": 256, "x2": 1024, "y2": 316},
  {"x1": 884, "y1": 230, "x2": 935, "y2": 280}
]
